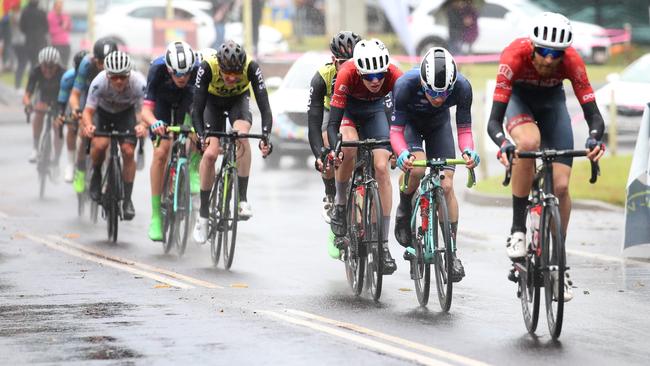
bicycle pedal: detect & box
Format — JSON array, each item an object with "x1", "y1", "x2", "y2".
[{"x1": 508, "y1": 268, "x2": 518, "y2": 283}]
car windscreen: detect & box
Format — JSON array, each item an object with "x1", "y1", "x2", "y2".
[{"x1": 620, "y1": 57, "x2": 650, "y2": 83}]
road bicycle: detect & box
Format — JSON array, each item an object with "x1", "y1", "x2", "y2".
[
  {"x1": 503, "y1": 148, "x2": 599, "y2": 339},
  {"x1": 401, "y1": 158, "x2": 475, "y2": 311},
  {"x1": 206, "y1": 130, "x2": 268, "y2": 270},
  {"x1": 28, "y1": 105, "x2": 57, "y2": 199}
]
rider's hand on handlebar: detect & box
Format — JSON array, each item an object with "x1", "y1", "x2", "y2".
[
  {"x1": 54, "y1": 114, "x2": 65, "y2": 128},
  {"x1": 135, "y1": 123, "x2": 148, "y2": 138},
  {"x1": 585, "y1": 136, "x2": 605, "y2": 162},
  {"x1": 496, "y1": 140, "x2": 515, "y2": 167},
  {"x1": 396, "y1": 151, "x2": 415, "y2": 172},
  {"x1": 149, "y1": 120, "x2": 166, "y2": 136},
  {"x1": 462, "y1": 148, "x2": 480, "y2": 169},
  {"x1": 83, "y1": 123, "x2": 96, "y2": 138},
  {"x1": 259, "y1": 134, "x2": 273, "y2": 157}
]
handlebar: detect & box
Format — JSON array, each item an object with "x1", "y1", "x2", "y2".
[
  {"x1": 205, "y1": 131, "x2": 267, "y2": 140},
  {"x1": 92, "y1": 131, "x2": 137, "y2": 139},
  {"x1": 502, "y1": 148, "x2": 600, "y2": 186},
  {"x1": 400, "y1": 158, "x2": 477, "y2": 192}
]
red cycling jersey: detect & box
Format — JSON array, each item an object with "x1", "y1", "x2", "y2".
[
  {"x1": 330, "y1": 60, "x2": 403, "y2": 109},
  {"x1": 493, "y1": 38, "x2": 595, "y2": 105}
]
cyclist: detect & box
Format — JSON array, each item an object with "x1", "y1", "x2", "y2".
[
  {"x1": 191, "y1": 40, "x2": 273, "y2": 244},
  {"x1": 55, "y1": 49, "x2": 89, "y2": 182},
  {"x1": 327, "y1": 38, "x2": 403, "y2": 274},
  {"x1": 390, "y1": 47, "x2": 479, "y2": 282},
  {"x1": 81, "y1": 51, "x2": 148, "y2": 220},
  {"x1": 70, "y1": 37, "x2": 118, "y2": 194},
  {"x1": 143, "y1": 41, "x2": 200, "y2": 241},
  {"x1": 487, "y1": 12, "x2": 605, "y2": 301},
  {"x1": 23, "y1": 46, "x2": 66, "y2": 171},
  {"x1": 308, "y1": 31, "x2": 361, "y2": 229}
]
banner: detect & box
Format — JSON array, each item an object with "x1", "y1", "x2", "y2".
[{"x1": 623, "y1": 103, "x2": 650, "y2": 250}]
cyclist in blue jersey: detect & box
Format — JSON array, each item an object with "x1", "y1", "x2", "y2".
[
  {"x1": 55, "y1": 49, "x2": 89, "y2": 182},
  {"x1": 390, "y1": 47, "x2": 480, "y2": 282},
  {"x1": 69, "y1": 37, "x2": 118, "y2": 193},
  {"x1": 142, "y1": 41, "x2": 201, "y2": 241}
]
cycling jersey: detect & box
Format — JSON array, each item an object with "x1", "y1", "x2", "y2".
[
  {"x1": 57, "y1": 68, "x2": 76, "y2": 113},
  {"x1": 307, "y1": 62, "x2": 337, "y2": 158},
  {"x1": 85, "y1": 70, "x2": 146, "y2": 114},
  {"x1": 73, "y1": 55, "x2": 101, "y2": 108},
  {"x1": 390, "y1": 69, "x2": 474, "y2": 157},
  {"x1": 25, "y1": 64, "x2": 66, "y2": 105},
  {"x1": 192, "y1": 58, "x2": 272, "y2": 137},
  {"x1": 144, "y1": 56, "x2": 195, "y2": 125}
]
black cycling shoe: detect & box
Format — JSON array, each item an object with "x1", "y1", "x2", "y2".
[
  {"x1": 122, "y1": 200, "x2": 135, "y2": 221},
  {"x1": 394, "y1": 203, "x2": 412, "y2": 246},
  {"x1": 450, "y1": 253, "x2": 465, "y2": 283},
  {"x1": 89, "y1": 171, "x2": 102, "y2": 201},
  {"x1": 330, "y1": 204, "x2": 347, "y2": 237},
  {"x1": 382, "y1": 247, "x2": 397, "y2": 275}
]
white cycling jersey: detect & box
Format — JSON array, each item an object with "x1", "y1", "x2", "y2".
[{"x1": 85, "y1": 70, "x2": 146, "y2": 114}]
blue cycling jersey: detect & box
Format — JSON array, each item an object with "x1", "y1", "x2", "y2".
[
  {"x1": 144, "y1": 56, "x2": 196, "y2": 104},
  {"x1": 72, "y1": 54, "x2": 101, "y2": 109},
  {"x1": 57, "y1": 68, "x2": 75, "y2": 105}
]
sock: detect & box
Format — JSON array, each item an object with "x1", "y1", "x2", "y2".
[
  {"x1": 382, "y1": 216, "x2": 391, "y2": 247},
  {"x1": 200, "y1": 190, "x2": 210, "y2": 218},
  {"x1": 124, "y1": 182, "x2": 133, "y2": 201},
  {"x1": 92, "y1": 165, "x2": 101, "y2": 179},
  {"x1": 151, "y1": 195, "x2": 161, "y2": 218},
  {"x1": 335, "y1": 180, "x2": 350, "y2": 206},
  {"x1": 323, "y1": 177, "x2": 336, "y2": 197},
  {"x1": 238, "y1": 176, "x2": 249, "y2": 202},
  {"x1": 450, "y1": 221, "x2": 458, "y2": 246},
  {"x1": 511, "y1": 195, "x2": 529, "y2": 233},
  {"x1": 67, "y1": 149, "x2": 75, "y2": 165}
]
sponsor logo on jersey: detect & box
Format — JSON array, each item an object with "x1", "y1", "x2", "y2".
[
  {"x1": 582, "y1": 93, "x2": 595, "y2": 102},
  {"x1": 498, "y1": 64, "x2": 513, "y2": 80},
  {"x1": 195, "y1": 67, "x2": 205, "y2": 88},
  {"x1": 255, "y1": 67, "x2": 265, "y2": 90}
]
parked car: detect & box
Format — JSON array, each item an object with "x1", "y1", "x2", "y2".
[
  {"x1": 595, "y1": 53, "x2": 650, "y2": 141},
  {"x1": 409, "y1": 0, "x2": 611, "y2": 64}
]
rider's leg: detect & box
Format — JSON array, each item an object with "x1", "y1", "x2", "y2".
[
  {"x1": 508, "y1": 119, "x2": 540, "y2": 233},
  {"x1": 232, "y1": 119, "x2": 251, "y2": 202},
  {"x1": 373, "y1": 148, "x2": 393, "y2": 238},
  {"x1": 52, "y1": 116, "x2": 64, "y2": 164},
  {"x1": 330, "y1": 124, "x2": 358, "y2": 236},
  {"x1": 89, "y1": 136, "x2": 109, "y2": 200},
  {"x1": 149, "y1": 138, "x2": 171, "y2": 240},
  {"x1": 553, "y1": 163, "x2": 572, "y2": 237},
  {"x1": 199, "y1": 136, "x2": 221, "y2": 217},
  {"x1": 30, "y1": 108, "x2": 45, "y2": 161},
  {"x1": 64, "y1": 122, "x2": 77, "y2": 181},
  {"x1": 119, "y1": 140, "x2": 137, "y2": 220}
]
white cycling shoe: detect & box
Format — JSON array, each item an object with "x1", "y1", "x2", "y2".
[
  {"x1": 506, "y1": 231, "x2": 527, "y2": 259},
  {"x1": 321, "y1": 196, "x2": 334, "y2": 224},
  {"x1": 552, "y1": 271, "x2": 574, "y2": 302},
  {"x1": 239, "y1": 201, "x2": 253, "y2": 220},
  {"x1": 64, "y1": 163, "x2": 75, "y2": 183},
  {"x1": 28, "y1": 149, "x2": 38, "y2": 163},
  {"x1": 192, "y1": 216, "x2": 209, "y2": 244}
]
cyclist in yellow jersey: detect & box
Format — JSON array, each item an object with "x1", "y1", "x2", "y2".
[{"x1": 191, "y1": 40, "x2": 273, "y2": 244}]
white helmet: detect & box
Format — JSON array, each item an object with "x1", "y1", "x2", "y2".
[
  {"x1": 38, "y1": 46, "x2": 61, "y2": 65},
  {"x1": 530, "y1": 12, "x2": 573, "y2": 50},
  {"x1": 353, "y1": 38, "x2": 390, "y2": 74},
  {"x1": 195, "y1": 47, "x2": 217, "y2": 64},
  {"x1": 104, "y1": 51, "x2": 132, "y2": 75},
  {"x1": 420, "y1": 47, "x2": 457, "y2": 94},
  {"x1": 164, "y1": 41, "x2": 195, "y2": 75}
]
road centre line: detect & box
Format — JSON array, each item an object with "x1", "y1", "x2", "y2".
[
  {"x1": 49, "y1": 235, "x2": 223, "y2": 289},
  {"x1": 260, "y1": 310, "x2": 454, "y2": 366},
  {"x1": 22, "y1": 233, "x2": 194, "y2": 289},
  {"x1": 285, "y1": 309, "x2": 491, "y2": 366}
]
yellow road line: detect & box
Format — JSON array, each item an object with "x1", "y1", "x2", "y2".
[
  {"x1": 285, "y1": 309, "x2": 491, "y2": 366},
  {"x1": 22, "y1": 233, "x2": 194, "y2": 289},
  {"x1": 260, "y1": 310, "x2": 454, "y2": 366},
  {"x1": 49, "y1": 235, "x2": 224, "y2": 289}
]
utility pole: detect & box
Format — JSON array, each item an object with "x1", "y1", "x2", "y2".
[
  {"x1": 243, "y1": 0, "x2": 253, "y2": 55},
  {"x1": 326, "y1": 0, "x2": 366, "y2": 37},
  {"x1": 166, "y1": 0, "x2": 173, "y2": 20}
]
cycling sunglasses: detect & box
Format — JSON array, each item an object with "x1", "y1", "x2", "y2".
[
  {"x1": 422, "y1": 86, "x2": 452, "y2": 99},
  {"x1": 108, "y1": 73, "x2": 129, "y2": 80},
  {"x1": 168, "y1": 67, "x2": 192, "y2": 78},
  {"x1": 534, "y1": 47, "x2": 565, "y2": 59},
  {"x1": 361, "y1": 72, "x2": 386, "y2": 81}
]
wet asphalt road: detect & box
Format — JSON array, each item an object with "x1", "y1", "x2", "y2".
[{"x1": 1, "y1": 98, "x2": 649, "y2": 365}]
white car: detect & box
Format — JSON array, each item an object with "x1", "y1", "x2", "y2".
[
  {"x1": 409, "y1": 0, "x2": 611, "y2": 64},
  {"x1": 595, "y1": 53, "x2": 650, "y2": 139}
]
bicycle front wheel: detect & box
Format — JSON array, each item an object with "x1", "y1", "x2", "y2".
[
  {"x1": 219, "y1": 168, "x2": 239, "y2": 270},
  {"x1": 174, "y1": 164, "x2": 191, "y2": 257},
  {"x1": 412, "y1": 194, "x2": 431, "y2": 307},
  {"x1": 37, "y1": 131, "x2": 52, "y2": 199},
  {"x1": 161, "y1": 163, "x2": 175, "y2": 254},
  {"x1": 364, "y1": 184, "x2": 383, "y2": 302},
  {"x1": 106, "y1": 162, "x2": 120, "y2": 243},
  {"x1": 433, "y1": 187, "x2": 453, "y2": 312},
  {"x1": 209, "y1": 170, "x2": 222, "y2": 266},
  {"x1": 344, "y1": 184, "x2": 365, "y2": 296},
  {"x1": 542, "y1": 204, "x2": 565, "y2": 339}
]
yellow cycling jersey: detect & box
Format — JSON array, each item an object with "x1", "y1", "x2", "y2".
[
  {"x1": 317, "y1": 63, "x2": 337, "y2": 110},
  {"x1": 206, "y1": 56, "x2": 252, "y2": 97}
]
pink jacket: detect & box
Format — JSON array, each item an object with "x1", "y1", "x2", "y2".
[{"x1": 47, "y1": 11, "x2": 71, "y2": 46}]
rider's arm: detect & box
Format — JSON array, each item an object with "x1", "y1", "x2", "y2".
[
  {"x1": 581, "y1": 101, "x2": 605, "y2": 141},
  {"x1": 388, "y1": 78, "x2": 409, "y2": 157},
  {"x1": 191, "y1": 61, "x2": 213, "y2": 137},
  {"x1": 247, "y1": 60, "x2": 273, "y2": 135},
  {"x1": 487, "y1": 101, "x2": 509, "y2": 146},
  {"x1": 326, "y1": 65, "x2": 351, "y2": 149},
  {"x1": 142, "y1": 63, "x2": 160, "y2": 126},
  {"x1": 307, "y1": 71, "x2": 327, "y2": 158},
  {"x1": 57, "y1": 69, "x2": 75, "y2": 115},
  {"x1": 564, "y1": 49, "x2": 605, "y2": 141},
  {"x1": 81, "y1": 106, "x2": 95, "y2": 133},
  {"x1": 454, "y1": 77, "x2": 475, "y2": 152},
  {"x1": 24, "y1": 67, "x2": 38, "y2": 105}
]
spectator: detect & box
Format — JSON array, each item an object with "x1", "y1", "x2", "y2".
[
  {"x1": 211, "y1": 0, "x2": 235, "y2": 49},
  {"x1": 1, "y1": 13, "x2": 10, "y2": 71},
  {"x1": 47, "y1": 0, "x2": 71, "y2": 66},
  {"x1": 10, "y1": 3, "x2": 26, "y2": 89},
  {"x1": 445, "y1": 0, "x2": 478, "y2": 55},
  {"x1": 18, "y1": 0, "x2": 48, "y2": 87}
]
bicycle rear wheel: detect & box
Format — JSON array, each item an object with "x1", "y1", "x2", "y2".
[
  {"x1": 220, "y1": 168, "x2": 239, "y2": 270},
  {"x1": 38, "y1": 131, "x2": 52, "y2": 199},
  {"x1": 161, "y1": 163, "x2": 175, "y2": 254},
  {"x1": 433, "y1": 187, "x2": 453, "y2": 312},
  {"x1": 412, "y1": 194, "x2": 431, "y2": 307},
  {"x1": 106, "y1": 160, "x2": 120, "y2": 243},
  {"x1": 542, "y1": 204, "x2": 565, "y2": 339},
  {"x1": 344, "y1": 184, "x2": 365, "y2": 296},
  {"x1": 209, "y1": 170, "x2": 222, "y2": 267},
  {"x1": 174, "y1": 163, "x2": 191, "y2": 257},
  {"x1": 364, "y1": 184, "x2": 383, "y2": 302}
]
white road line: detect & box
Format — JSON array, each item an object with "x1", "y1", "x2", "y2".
[
  {"x1": 49, "y1": 235, "x2": 224, "y2": 289},
  {"x1": 261, "y1": 310, "x2": 454, "y2": 366},
  {"x1": 285, "y1": 309, "x2": 491, "y2": 366},
  {"x1": 21, "y1": 233, "x2": 194, "y2": 289}
]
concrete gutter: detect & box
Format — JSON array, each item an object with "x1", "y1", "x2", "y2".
[{"x1": 463, "y1": 189, "x2": 624, "y2": 213}]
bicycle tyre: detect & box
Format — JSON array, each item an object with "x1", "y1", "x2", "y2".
[
  {"x1": 412, "y1": 194, "x2": 431, "y2": 307},
  {"x1": 161, "y1": 163, "x2": 175, "y2": 254},
  {"x1": 38, "y1": 129, "x2": 51, "y2": 199},
  {"x1": 209, "y1": 170, "x2": 222, "y2": 267},
  {"x1": 344, "y1": 184, "x2": 365, "y2": 296},
  {"x1": 220, "y1": 167, "x2": 239, "y2": 270},
  {"x1": 107, "y1": 159, "x2": 120, "y2": 243},
  {"x1": 77, "y1": 192, "x2": 85, "y2": 217},
  {"x1": 542, "y1": 204, "x2": 565, "y2": 339},
  {"x1": 519, "y1": 207, "x2": 541, "y2": 333},
  {"x1": 364, "y1": 184, "x2": 383, "y2": 302},
  {"x1": 433, "y1": 187, "x2": 453, "y2": 312},
  {"x1": 174, "y1": 163, "x2": 191, "y2": 257}
]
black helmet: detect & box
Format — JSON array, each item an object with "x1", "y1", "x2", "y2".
[
  {"x1": 73, "y1": 50, "x2": 89, "y2": 73},
  {"x1": 217, "y1": 40, "x2": 246, "y2": 73},
  {"x1": 330, "y1": 31, "x2": 361, "y2": 60},
  {"x1": 93, "y1": 37, "x2": 118, "y2": 62}
]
